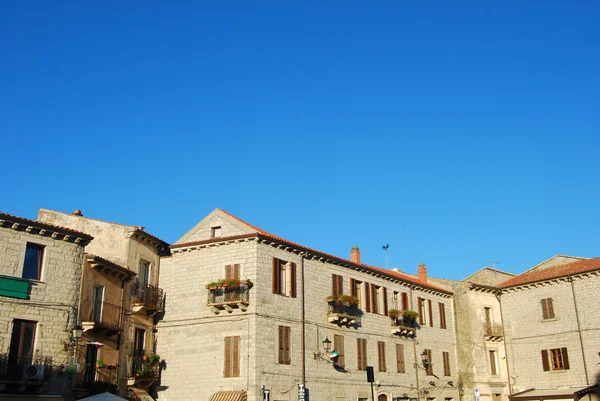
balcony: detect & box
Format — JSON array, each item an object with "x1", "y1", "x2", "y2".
[
  {"x1": 391, "y1": 317, "x2": 416, "y2": 337},
  {"x1": 0, "y1": 352, "x2": 52, "y2": 383},
  {"x1": 484, "y1": 321, "x2": 504, "y2": 341},
  {"x1": 207, "y1": 284, "x2": 250, "y2": 313},
  {"x1": 74, "y1": 362, "x2": 118, "y2": 394},
  {"x1": 327, "y1": 302, "x2": 361, "y2": 326},
  {"x1": 128, "y1": 355, "x2": 160, "y2": 388},
  {"x1": 81, "y1": 300, "x2": 123, "y2": 335},
  {"x1": 131, "y1": 281, "x2": 164, "y2": 314}
]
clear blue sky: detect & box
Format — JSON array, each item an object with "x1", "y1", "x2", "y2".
[{"x1": 1, "y1": 2, "x2": 598, "y2": 280}]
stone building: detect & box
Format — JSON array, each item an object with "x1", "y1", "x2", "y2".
[
  {"x1": 157, "y1": 208, "x2": 460, "y2": 401},
  {"x1": 37, "y1": 209, "x2": 170, "y2": 399},
  {"x1": 498, "y1": 256, "x2": 600, "y2": 397},
  {"x1": 0, "y1": 211, "x2": 93, "y2": 399}
]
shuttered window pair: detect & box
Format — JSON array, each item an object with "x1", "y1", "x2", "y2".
[
  {"x1": 225, "y1": 264, "x2": 240, "y2": 280},
  {"x1": 541, "y1": 348, "x2": 569, "y2": 371},
  {"x1": 332, "y1": 274, "x2": 343, "y2": 298},
  {"x1": 442, "y1": 351, "x2": 451, "y2": 376},
  {"x1": 541, "y1": 298, "x2": 555, "y2": 320},
  {"x1": 377, "y1": 341, "x2": 386, "y2": 372},
  {"x1": 417, "y1": 297, "x2": 433, "y2": 326},
  {"x1": 349, "y1": 279, "x2": 387, "y2": 314},
  {"x1": 272, "y1": 258, "x2": 297, "y2": 297},
  {"x1": 334, "y1": 335, "x2": 345, "y2": 369},
  {"x1": 357, "y1": 338, "x2": 367, "y2": 371},
  {"x1": 439, "y1": 302, "x2": 447, "y2": 329},
  {"x1": 278, "y1": 326, "x2": 291, "y2": 364},
  {"x1": 396, "y1": 344, "x2": 406, "y2": 373},
  {"x1": 224, "y1": 336, "x2": 240, "y2": 377}
]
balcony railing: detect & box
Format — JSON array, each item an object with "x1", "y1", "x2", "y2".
[
  {"x1": 207, "y1": 284, "x2": 250, "y2": 312},
  {"x1": 128, "y1": 356, "x2": 159, "y2": 387},
  {"x1": 81, "y1": 300, "x2": 123, "y2": 334},
  {"x1": 74, "y1": 362, "x2": 118, "y2": 389},
  {"x1": 484, "y1": 322, "x2": 504, "y2": 340},
  {"x1": 0, "y1": 352, "x2": 52, "y2": 382},
  {"x1": 132, "y1": 281, "x2": 164, "y2": 312},
  {"x1": 391, "y1": 316, "x2": 416, "y2": 337},
  {"x1": 327, "y1": 301, "x2": 361, "y2": 326}
]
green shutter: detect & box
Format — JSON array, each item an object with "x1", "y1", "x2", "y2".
[{"x1": 0, "y1": 275, "x2": 31, "y2": 300}]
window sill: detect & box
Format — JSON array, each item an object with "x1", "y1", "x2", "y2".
[{"x1": 540, "y1": 317, "x2": 560, "y2": 323}]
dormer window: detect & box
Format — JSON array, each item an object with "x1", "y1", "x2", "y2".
[{"x1": 211, "y1": 226, "x2": 222, "y2": 238}]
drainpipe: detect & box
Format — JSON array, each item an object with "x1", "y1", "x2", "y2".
[
  {"x1": 496, "y1": 290, "x2": 513, "y2": 396},
  {"x1": 410, "y1": 286, "x2": 421, "y2": 401},
  {"x1": 568, "y1": 276, "x2": 589, "y2": 384},
  {"x1": 300, "y1": 253, "x2": 306, "y2": 387}
]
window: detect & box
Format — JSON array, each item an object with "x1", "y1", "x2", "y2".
[
  {"x1": 278, "y1": 326, "x2": 291, "y2": 364},
  {"x1": 542, "y1": 348, "x2": 569, "y2": 371},
  {"x1": 357, "y1": 338, "x2": 367, "y2": 371},
  {"x1": 489, "y1": 350, "x2": 498, "y2": 375},
  {"x1": 23, "y1": 243, "x2": 44, "y2": 280},
  {"x1": 401, "y1": 292, "x2": 409, "y2": 310},
  {"x1": 333, "y1": 334, "x2": 345, "y2": 369},
  {"x1": 92, "y1": 286, "x2": 104, "y2": 322},
  {"x1": 8, "y1": 319, "x2": 36, "y2": 365},
  {"x1": 372, "y1": 286, "x2": 379, "y2": 314},
  {"x1": 350, "y1": 279, "x2": 363, "y2": 309},
  {"x1": 541, "y1": 298, "x2": 555, "y2": 320},
  {"x1": 225, "y1": 264, "x2": 241, "y2": 280},
  {"x1": 428, "y1": 300, "x2": 433, "y2": 327},
  {"x1": 439, "y1": 303, "x2": 447, "y2": 329},
  {"x1": 272, "y1": 258, "x2": 296, "y2": 297},
  {"x1": 424, "y1": 349, "x2": 433, "y2": 375},
  {"x1": 377, "y1": 341, "x2": 386, "y2": 372},
  {"x1": 133, "y1": 328, "x2": 145, "y2": 357},
  {"x1": 139, "y1": 260, "x2": 150, "y2": 286},
  {"x1": 485, "y1": 307, "x2": 493, "y2": 326},
  {"x1": 332, "y1": 274, "x2": 343, "y2": 298},
  {"x1": 396, "y1": 344, "x2": 406, "y2": 373},
  {"x1": 211, "y1": 226, "x2": 222, "y2": 238},
  {"x1": 224, "y1": 336, "x2": 240, "y2": 377},
  {"x1": 442, "y1": 351, "x2": 451, "y2": 376},
  {"x1": 418, "y1": 298, "x2": 427, "y2": 325}
]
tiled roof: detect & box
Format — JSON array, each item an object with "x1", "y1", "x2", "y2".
[
  {"x1": 216, "y1": 208, "x2": 452, "y2": 295},
  {"x1": 499, "y1": 257, "x2": 600, "y2": 288},
  {"x1": 85, "y1": 254, "x2": 137, "y2": 277},
  {"x1": 0, "y1": 211, "x2": 94, "y2": 242}
]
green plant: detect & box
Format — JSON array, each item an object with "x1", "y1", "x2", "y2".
[
  {"x1": 339, "y1": 294, "x2": 359, "y2": 307},
  {"x1": 136, "y1": 367, "x2": 154, "y2": 377},
  {"x1": 388, "y1": 309, "x2": 401, "y2": 318},
  {"x1": 145, "y1": 353, "x2": 160, "y2": 365},
  {"x1": 206, "y1": 279, "x2": 242, "y2": 289},
  {"x1": 402, "y1": 309, "x2": 419, "y2": 320},
  {"x1": 96, "y1": 358, "x2": 105, "y2": 368}
]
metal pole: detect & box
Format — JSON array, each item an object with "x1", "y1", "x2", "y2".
[{"x1": 371, "y1": 381, "x2": 375, "y2": 401}]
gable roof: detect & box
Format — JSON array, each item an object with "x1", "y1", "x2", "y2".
[
  {"x1": 176, "y1": 208, "x2": 452, "y2": 295},
  {"x1": 499, "y1": 257, "x2": 600, "y2": 288}
]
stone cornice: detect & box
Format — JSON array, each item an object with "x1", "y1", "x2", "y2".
[{"x1": 0, "y1": 212, "x2": 93, "y2": 247}]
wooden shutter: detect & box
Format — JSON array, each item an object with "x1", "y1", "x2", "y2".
[
  {"x1": 225, "y1": 265, "x2": 232, "y2": 279},
  {"x1": 428, "y1": 300, "x2": 433, "y2": 327},
  {"x1": 547, "y1": 298, "x2": 555, "y2": 319},
  {"x1": 332, "y1": 274, "x2": 343, "y2": 297},
  {"x1": 224, "y1": 337, "x2": 231, "y2": 377},
  {"x1": 365, "y1": 283, "x2": 371, "y2": 312},
  {"x1": 418, "y1": 298, "x2": 424, "y2": 324},
  {"x1": 439, "y1": 303, "x2": 446, "y2": 329},
  {"x1": 232, "y1": 336, "x2": 240, "y2": 376},
  {"x1": 541, "y1": 349, "x2": 550, "y2": 371},
  {"x1": 357, "y1": 339, "x2": 367, "y2": 370},
  {"x1": 233, "y1": 264, "x2": 240, "y2": 280},
  {"x1": 541, "y1": 299, "x2": 549, "y2": 319},
  {"x1": 383, "y1": 287, "x2": 388, "y2": 316},
  {"x1": 378, "y1": 342, "x2": 386, "y2": 372},
  {"x1": 402, "y1": 292, "x2": 409, "y2": 310},
  {"x1": 285, "y1": 327, "x2": 291, "y2": 363},
  {"x1": 443, "y1": 352, "x2": 450, "y2": 376},
  {"x1": 357, "y1": 339, "x2": 363, "y2": 370},
  {"x1": 396, "y1": 344, "x2": 405, "y2": 373},
  {"x1": 426, "y1": 349, "x2": 433, "y2": 375},
  {"x1": 278, "y1": 326, "x2": 284, "y2": 364},
  {"x1": 334, "y1": 335, "x2": 345, "y2": 368},
  {"x1": 350, "y1": 279, "x2": 356, "y2": 297},
  {"x1": 290, "y1": 263, "x2": 297, "y2": 298},
  {"x1": 272, "y1": 258, "x2": 280, "y2": 294},
  {"x1": 561, "y1": 348, "x2": 569, "y2": 370},
  {"x1": 371, "y1": 285, "x2": 378, "y2": 313}
]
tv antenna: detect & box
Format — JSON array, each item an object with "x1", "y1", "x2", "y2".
[
  {"x1": 492, "y1": 260, "x2": 500, "y2": 268},
  {"x1": 382, "y1": 244, "x2": 389, "y2": 269}
]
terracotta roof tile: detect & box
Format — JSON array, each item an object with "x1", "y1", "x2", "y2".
[
  {"x1": 217, "y1": 208, "x2": 452, "y2": 295},
  {"x1": 0, "y1": 211, "x2": 94, "y2": 241},
  {"x1": 499, "y1": 257, "x2": 600, "y2": 288}
]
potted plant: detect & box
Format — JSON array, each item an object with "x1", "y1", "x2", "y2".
[
  {"x1": 146, "y1": 353, "x2": 160, "y2": 365},
  {"x1": 96, "y1": 357, "x2": 105, "y2": 369},
  {"x1": 402, "y1": 309, "x2": 419, "y2": 320},
  {"x1": 388, "y1": 309, "x2": 401, "y2": 319},
  {"x1": 339, "y1": 294, "x2": 359, "y2": 307},
  {"x1": 206, "y1": 281, "x2": 219, "y2": 290},
  {"x1": 326, "y1": 295, "x2": 336, "y2": 303}
]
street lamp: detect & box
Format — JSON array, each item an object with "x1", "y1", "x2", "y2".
[
  {"x1": 322, "y1": 337, "x2": 332, "y2": 352},
  {"x1": 70, "y1": 324, "x2": 83, "y2": 342}
]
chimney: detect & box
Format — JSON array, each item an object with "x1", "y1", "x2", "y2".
[
  {"x1": 351, "y1": 246, "x2": 361, "y2": 264},
  {"x1": 418, "y1": 263, "x2": 428, "y2": 283},
  {"x1": 72, "y1": 209, "x2": 83, "y2": 217}
]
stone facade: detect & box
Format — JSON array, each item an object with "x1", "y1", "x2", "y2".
[
  {"x1": 38, "y1": 209, "x2": 170, "y2": 398},
  {"x1": 157, "y1": 209, "x2": 460, "y2": 401},
  {"x1": 0, "y1": 211, "x2": 92, "y2": 398}
]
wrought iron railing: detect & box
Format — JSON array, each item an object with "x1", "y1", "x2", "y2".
[
  {"x1": 0, "y1": 352, "x2": 52, "y2": 381},
  {"x1": 75, "y1": 362, "x2": 119, "y2": 388},
  {"x1": 132, "y1": 281, "x2": 164, "y2": 311},
  {"x1": 81, "y1": 300, "x2": 123, "y2": 332},
  {"x1": 484, "y1": 322, "x2": 504, "y2": 337},
  {"x1": 207, "y1": 285, "x2": 250, "y2": 305},
  {"x1": 128, "y1": 356, "x2": 159, "y2": 379},
  {"x1": 391, "y1": 316, "x2": 417, "y2": 329},
  {"x1": 328, "y1": 302, "x2": 362, "y2": 318}
]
